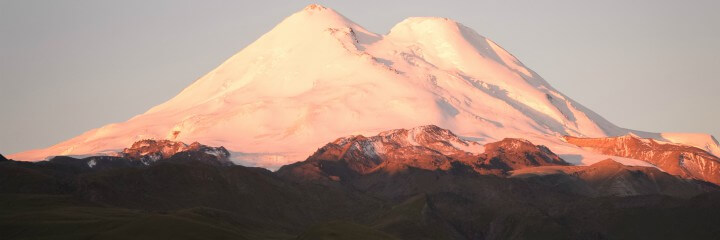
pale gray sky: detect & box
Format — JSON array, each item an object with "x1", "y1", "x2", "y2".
[{"x1": 1, "y1": 0, "x2": 718, "y2": 155}]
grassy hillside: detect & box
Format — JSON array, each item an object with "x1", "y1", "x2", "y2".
[{"x1": 0, "y1": 194, "x2": 292, "y2": 240}]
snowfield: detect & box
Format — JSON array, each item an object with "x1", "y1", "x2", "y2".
[{"x1": 10, "y1": 4, "x2": 719, "y2": 169}]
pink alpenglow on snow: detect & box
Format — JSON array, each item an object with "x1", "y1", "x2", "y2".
[{"x1": 9, "y1": 5, "x2": 719, "y2": 169}]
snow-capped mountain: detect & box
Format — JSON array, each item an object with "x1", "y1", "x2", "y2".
[{"x1": 10, "y1": 4, "x2": 719, "y2": 169}]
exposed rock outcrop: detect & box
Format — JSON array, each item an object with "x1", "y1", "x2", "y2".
[
  {"x1": 121, "y1": 139, "x2": 231, "y2": 165},
  {"x1": 565, "y1": 134, "x2": 720, "y2": 185},
  {"x1": 278, "y1": 125, "x2": 568, "y2": 182}
]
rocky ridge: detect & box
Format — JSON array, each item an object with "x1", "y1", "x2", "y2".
[{"x1": 565, "y1": 134, "x2": 720, "y2": 185}]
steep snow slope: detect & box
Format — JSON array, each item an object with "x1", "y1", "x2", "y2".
[{"x1": 10, "y1": 4, "x2": 719, "y2": 169}]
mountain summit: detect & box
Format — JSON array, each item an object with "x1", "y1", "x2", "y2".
[{"x1": 10, "y1": 4, "x2": 719, "y2": 169}]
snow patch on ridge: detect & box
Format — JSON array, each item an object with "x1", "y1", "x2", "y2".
[{"x1": 87, "y1": 159, "x2": 97, "y2": 168}]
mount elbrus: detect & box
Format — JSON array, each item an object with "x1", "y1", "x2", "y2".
[
  {"x1": 3, "y1": 5, "x2": 720, "y2": 239},
  {"x1": 9, "y1": 4, "x2": 720, "y2": 172}
]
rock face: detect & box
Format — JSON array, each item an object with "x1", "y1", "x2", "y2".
[
  {"x1": 276, "y1": 125, "x2": 715, "y2": 198},
  {"x1": 120, "y1": 139, "x2": 231, "y2": 165},
  {"x1": 277, "y1": 125, "x2": 568, "y2": 181},
  {"x1": 564, "y1": 134, "x2": 720, "y2": 185},
  {"x1": 14, "y1": 140, "x2": 235, "y2": 172},
  {"x1": 482, "y1": 138, "x2": 568, "y2": 172}
]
